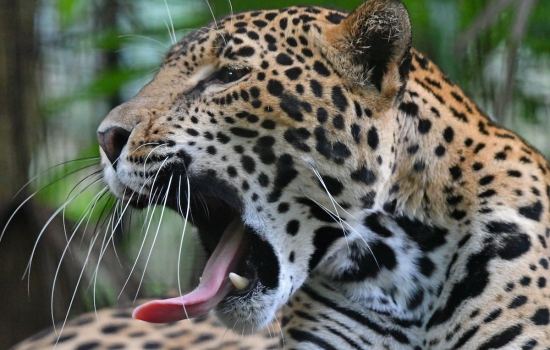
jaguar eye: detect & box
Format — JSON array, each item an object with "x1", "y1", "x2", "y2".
[{"x1": 216, "y1": 67, "x2": 250, "y2": 84}]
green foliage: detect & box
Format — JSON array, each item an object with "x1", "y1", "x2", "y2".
[{"x1": 56, "y1": 0, "x2": 83, "y2": 27}]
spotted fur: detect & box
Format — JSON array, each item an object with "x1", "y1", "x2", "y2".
[
  {"x1": 17, "y1": 0, "x2": 550, "y2": 348},
  {"x1": 11, "y1": 303, "x2": 280, "y2": 350}
]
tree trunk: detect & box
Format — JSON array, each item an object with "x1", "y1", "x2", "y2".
[{"x1": 0, "y1": 1, "x2": 82, "y2": 347}]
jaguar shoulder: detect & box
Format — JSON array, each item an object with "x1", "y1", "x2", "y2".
[{"x1": 11, "y1": 304, "x2": 280, "y2": 350}]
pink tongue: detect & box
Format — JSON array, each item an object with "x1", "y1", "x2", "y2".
[{"x1": 133, "y1": 218, "x2": 245, "y2": 323}]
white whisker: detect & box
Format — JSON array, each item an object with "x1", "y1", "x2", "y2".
[
  {"x1": 203, "y1": 0, "x2": 227, "y2": 45},
  {"x1": 118, "y1": 34, "x2": 169, "y2": 49},
  {"x1": 24, "y1": 178, "x2": 104, "y2": 292},
  {"x1": 53, "y1": 229, "x2": 101, "y2": 342},
  {"x1": 301, "y1": 191, "x2": 379, "y2": 269},
  {"x1": 163, "y1": 0, "x2": 177, "y2": 44},
  {"x1": 135, "y1": 158, "x2": 172, "y2": 298},
  {"x1": 177, "y1": 175, "x2": 192, "y2": 323}
]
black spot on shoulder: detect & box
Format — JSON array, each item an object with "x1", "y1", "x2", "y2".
[
  {"x1": 253, "y1": 20, "x2": 268, "y2": 28},
  {"x1": 326, "y1": 12, "x2": 345, "y2": 24},
  {"x1": 258, "y1": 173, "x2": 269, "y2": 187},
  {"x1": 286, "y1": 220, "x2": 300, "y2": 236},
  {"x1": 276, "y1": 53, "x2": 293, "y2": 66},
  {"x1": 56, "y1": 333, "x2": 77, "y2": 343},
  {"x1": 399, "y1": 101, "x2": 419, "y2": 116},
  {"x1": 479, "y1": 175, "x2": 495, "y2": 186},
  {"x1": 309, "y1": 226, "x2": 345, "y2": 270},
  {"x1": 101, "y1": 324, "x2": 128, "y2": 334},
  {"x1": 317, "y1": 107, "x2": 328, "y2": 123},
  {"x1": 443, "y1": 127, "x2": 454, "y2": 143},
  {"x1": 267, "y1": 154, "x2": 298, "y2": 203},
  {"x1": 280, "y1": 94, "x2": 304, "y2": 121},
  {"x1": 413, "y1": 161, "x2": 426, "y2": 172},
  {"x1": 230, "y1": 127, "x2": 258, "y2": 138},
  {"x1": 331, "y1": 86, "x2": 348, "y2": 112},
  {"x1": 478, "y1": 324, "x2": 523, "y2": 350},
  {"x1": 498, "y1": 233, "x2": 531, "y2": 260},
  {"x1": 332, "y1": 114, "x2": 345, "y2": 129},
  {"x1": 407, "y1": 289, "x2": 424, "y2": 310},
  {"x1": 519, "y1": 201, "x2": 543, "y2": 222},
  {"x1": 474, "y1": 143, "x2": 486, "y2": 154},
  {"x1": 278, "y1": 202, "x2": 289, "y2": 213},
  {"x1": 453, "y1": 326, "x2": 479, "y2": 349},
  {"x1": 351, "y1": 124, "x2": 361, "y2": 144},
  {"x1": 509, "y1": 295, "x2": 528, "y2": 309},
  {"x1": 267, "y1": 79, "x2": 284, "y2": 97},
  {"x1": 407, "y1": 144, "x2": 419, "y2": 154},
  {"x1": 241, "y1": 155, "x2": 256, "y2": 174},
  {"x1": 486, "y1": 221, "x2": 518, "y2": 234},
  {"x1": 265, "y1": 12, "x2": 277, "y2": 21},
  {"x1": 362, "y1": 191, "x2": 376, "y2": 209},
  {"x1": 351, "y1": 166, "x2": 377, "y2": 186},
  {"x1": 75, "y1": 342, "x2": 101, "y2": 350},
  {"x1": 279, "y1": 18, "x2": 288, "y2": 30},
  {"x1": 286, "y1": 37, "x2": 298, "y2": 47},
  {"x1": 314, "y1": 127, "x2": 351, "y2": 164},
  {"x1": 531, "y1": 308, "x2": 549, "y2": 325},
  {"x1": 364, "y1": 214, "x2": 392, "y2": 238},
  {"x1": 367, "y1": 127, "x2": 379, "y2": 150},
  {"x1": 395, "y1": 217, "x2": 448, "y2": 252},
  {"x1": 435, "y1": 145, "x2": 446, "y2": 157},
  {"x1": 521, "y1": 339, "x2": 538, "y2": 350},
  {"x1": 414, "y1": 53, "x2": 429, "y2": 70},
  {"x1": 296, "y1": 197, "x2": 334, "y2": 223},
  {"x1": 261, "y1": 119, "x2": 276, "y2": 129},
  {"x1": 335, "y1": 240, "x2": 397, "y2": 282},
  {"x1": 252, "y1": 136, "x2": 276, "y2": 165},
  {"x1": 484, "y1": 309, "x2": 502, "y2": 323},
  {"x1": 418, "y1": 257, "x2": 435, "y2": 277},
  {"x1": 236, "y1": 46, "x2": 255, "y2": 57},
  {"x1": 284, "y1": 127, "x2": 311, "y2": 152},
  {"x1": 317, "y1": 175, "x2": 344, "y2": 196},
  {"x1": 418, "y1": 119, "x2": 432, "y2": 134},
  {"x1": 313, "y1": 61, "x2": 330, "y2": 77},
  {"x1": 426, "y1": 248, "x2": 491, "y2": 330},
  {"x1": 285, "y1": 67, "x2": 302, "y2": 80},
  {"x1": 216, "y1": 132, "x2": 230, "y2": 144},
  {"x1": 310, "y1": 80, "x2": 323, "y2": 97}
]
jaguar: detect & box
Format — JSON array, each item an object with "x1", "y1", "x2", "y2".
[{"x1": 12, "y1": 0, "x2": 550, "y2": 348}]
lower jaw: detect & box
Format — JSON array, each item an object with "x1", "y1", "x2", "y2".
[
  {"x1": 129, "y1": 181, "x2": 281, "y2": 325},
  {"x1": 214, "y1": 285, "x2": 279, "y2": 334}
]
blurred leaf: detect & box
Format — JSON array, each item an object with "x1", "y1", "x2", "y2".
[
  {"x1": 43, "y1": 66, "x2": 155, "y2": 113},
  {"x1": 36, "y1": 142, "x2": 108, "y2": 222},
  {"x1": 57, "y1": 0, "x2": 83, "y2": 27}
]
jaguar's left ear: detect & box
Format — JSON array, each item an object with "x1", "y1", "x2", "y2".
[{"x1": 326, "y1": 0, "x2": 411, "y2": 96}]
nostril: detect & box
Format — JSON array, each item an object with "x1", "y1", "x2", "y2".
[{"x1": 97, "y1": 126, "x2": 131, "y2": 170}]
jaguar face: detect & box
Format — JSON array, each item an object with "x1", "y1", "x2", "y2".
[{"x1": 98, "y1": 1, "x2": 411, "y2": 332}]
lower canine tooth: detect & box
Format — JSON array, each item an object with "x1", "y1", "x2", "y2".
[{"x1": 229, "y1": 272, "x2": 250, "y2": 290}]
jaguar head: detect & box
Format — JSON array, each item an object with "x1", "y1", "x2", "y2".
[{"x1": 97, "y1": 0, "x2": 411, "y2": 332}]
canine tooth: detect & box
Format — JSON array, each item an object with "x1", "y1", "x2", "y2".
[{"x1": 229, "y1": 272, "x2": 250, "y2": 290}]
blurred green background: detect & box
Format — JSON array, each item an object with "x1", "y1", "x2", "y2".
[{"x1": 1, "y1": 0, "x2": 549, "y2": 347}]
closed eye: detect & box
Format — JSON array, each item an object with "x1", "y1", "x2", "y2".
[{"x1": 214, "y1": 67, "x2": 251, "y2": 84}]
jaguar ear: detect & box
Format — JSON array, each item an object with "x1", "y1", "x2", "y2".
[{"x1": 326, "y1": 0, "x2": 412, "y2": 95}]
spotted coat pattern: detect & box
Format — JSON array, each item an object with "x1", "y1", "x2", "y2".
[{"x1": 16, "y1": 0, "x2": 550, "y2": 348}]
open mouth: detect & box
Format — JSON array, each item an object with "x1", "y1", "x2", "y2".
[{"x1": 129, "y1": 170, "x2": 278, "y2": 324}]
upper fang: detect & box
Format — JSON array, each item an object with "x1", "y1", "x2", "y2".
[{"x1": 229, "y1": 272, "x2": 250, "y2": 290}]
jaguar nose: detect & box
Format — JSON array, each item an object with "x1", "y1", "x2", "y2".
[{"x1": 97, "y1": 126, "x2": 131, "y2": 170}]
